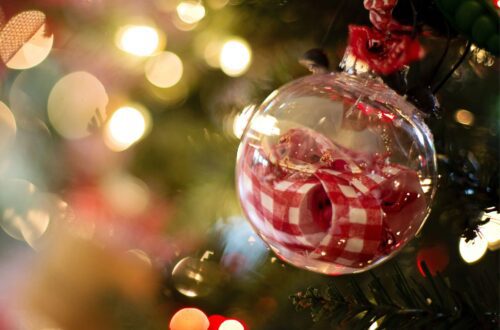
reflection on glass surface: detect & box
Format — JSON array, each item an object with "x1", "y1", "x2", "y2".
[{"x1": 233, "y1": 105, "x2": 256, "y2": 139}]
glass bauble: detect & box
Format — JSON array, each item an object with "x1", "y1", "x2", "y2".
[{"x1": 236, "y1": 72, "x2": 437, "y2": 275}]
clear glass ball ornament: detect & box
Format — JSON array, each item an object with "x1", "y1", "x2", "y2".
[
  {"x1": 171, "y1": 256, "x2": 221, "y2": 297},
  {"x1": 236, "y1": 72, "x2": 437, "y2": 275}
]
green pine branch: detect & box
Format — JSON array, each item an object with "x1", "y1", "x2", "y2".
[{"x1": 290, "y1": 263, "x2": 498, "y2": 330}]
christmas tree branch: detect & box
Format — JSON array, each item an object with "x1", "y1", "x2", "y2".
[{"x1": 290, "y1": 263, "x2": 498, "y2": 329}]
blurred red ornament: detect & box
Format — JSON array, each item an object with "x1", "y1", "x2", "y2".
[
  {"x1": 348, "y1": 25, "x2": 423, "y2": 75},
  {"x1": 0, "y1": 310, "x2": 11, "y2": 330},
  {"x1": 208, "y1": 315, "x2": 227, "y2": 330},
  {"x1": 417, "y1": 244, "x2": 449, "y2": 276}
]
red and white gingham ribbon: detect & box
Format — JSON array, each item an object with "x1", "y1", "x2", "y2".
[
  {"x1": 237, "y1": 127, "x2": 418, "y2": 268},
  {"x1": 363, "y1": 0, "x2": 412, "y2": 32}
]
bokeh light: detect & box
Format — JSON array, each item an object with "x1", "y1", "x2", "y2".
[
  {"x1": 48, "y1": 71, "x2": 108, "y2": 139},
  {"x1": 169, "y1": 308, "x2": 209, "y2": 330},
  {"x1": 454, "y1": 109, "x2": 474, "y2": 126},
  {"x1": 207, "y1": 0, "x2": 229, "y2": 9},
  {"x1": 459, "y1": 235, "x2": 487, "y2": 263},
  {"x1": 0, "y1": 180, "x2": 50, "y2": 247},
  {"x1": 6, "y1": 23, "x2": 53, "y2": 70},
  {"x1": 145, "y1": 51, "x2": 183, "y2": 88},
  {"x1": 9, "y1": 60, "x2": 61, "y2": 119},
  {"x1": 0, "y1": 101, "x2": 17, "y2": 155},
  {"x1": 219, "y1": 319, "x2": 245, "y2": 330},
  {"x1": 173, "y1": 16, "x2": 199, "y2": 31},
  {"x1": 203, "y1": 39, "x2": 224, "y2": 68},
  {"x1": 116, "y1": 25, "x2": 162, "y2": 57},
  {"x1": 479, "y1": 209, "x2": 500, "y2": 249},
  {"x1": 104, "y1": 105, "x2": 151, "y2": 151},
  {"x1": 101, "y1": 172, "x2": 150, "y2": 216},
  {"x1": 148, "y1": 80, "x2": 189, "y2": 106},
  {"x1": 176, "y1": 1, "x2": 206, "y2": 24},
  {"x1": 219, "y1": 38, "x2": 252, "y2": 77}
]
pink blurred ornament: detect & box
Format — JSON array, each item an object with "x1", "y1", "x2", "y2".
[
  {"x1": 417, "y1": 244, "x2": 449, "y2": 276},
  {"x1": 208, "y1": 315, "x2": 227, "y2": 330}
]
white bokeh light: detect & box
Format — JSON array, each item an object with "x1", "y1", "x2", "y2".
[
  {"x1": 176, "y1": 1, "x2": 206, "y2": 24},
  {"x1": 219, "y1": 38, "x2": 252, "y2": 77},
  {"x1": 0, "y1": 101, "x2": 17, "y2": 154},
  {"x1": 104, "y1": 105, "x2": 151, "y2": 151},
  {"x1": 48, "y1": 71, "x2": 108, "y2": 139},
  {"x1": 145, "y1": 51, "x2": 183, "y2": 88},
  {"x1": 116, "y1": 25, "x2": 161, "y2": 56},
  {"x1": 219, "y1": 319, "x2": 245, "y2": 330},
  {"x1": 479, "y1": 210, "x2": 500, "y2": 248},
  {"x1": 459, "y1": 235, "x2": 488, "y2": 264}
]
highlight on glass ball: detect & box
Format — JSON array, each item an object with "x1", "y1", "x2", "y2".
[
  {"x1": 236, "y1": 72, "x2": 437, "y2": 275},
  {"x1": 171, "y1": 256, "x2": 221, "y2": 298}
]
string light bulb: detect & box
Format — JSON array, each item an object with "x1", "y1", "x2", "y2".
[
  {"x1": 176, "y1": 1, "x2": 206, "y2": 24},
  {"x1": 219, "y1": 38, "x2": 252, "y2": 77},
  {"x1": 104, "y1": 105, "x2": 151, "y2": 151},
  {"x1": 459, "y1": 235, "x2": 487, "y2": 264},
  {"x1": 116, "y1": 24, "x2": 162, "y2": 56}
]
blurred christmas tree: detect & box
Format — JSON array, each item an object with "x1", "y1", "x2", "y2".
[{"x1": 0, "y1": 0, "x2": 497, "y2": 329}]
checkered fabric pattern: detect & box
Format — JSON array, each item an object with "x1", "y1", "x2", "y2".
[
  {"x1": 363, "y1": 0, "x2": 412, "y2": 32},
  {"x1": 237, "y1": 128, "x2": 414, "y2": 268}
]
